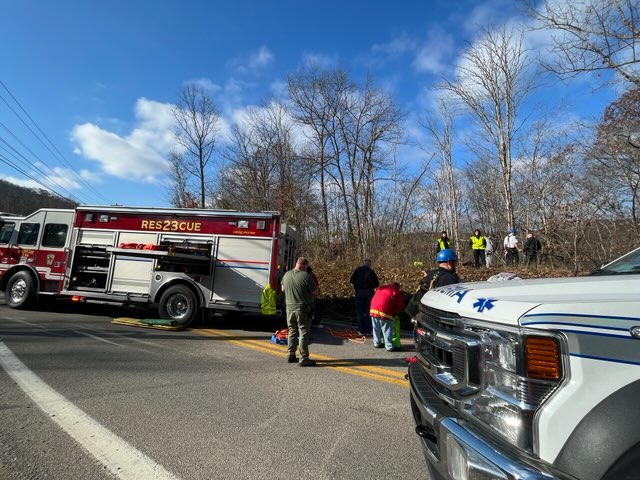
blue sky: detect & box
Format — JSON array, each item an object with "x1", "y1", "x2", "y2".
[{"x1": 0, "y1": 0, "x2": 618, "y2": 207}]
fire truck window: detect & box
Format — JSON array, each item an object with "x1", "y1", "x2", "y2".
[
  {"x1": 42, "y1": 224, "x2": 69, "y2": 248},
  {"x1": 17, "y1": 223, "x2": 40, "y2": 246},
  {"x1": 0, "y1": 222, "x2": 15, "y2": 244}
]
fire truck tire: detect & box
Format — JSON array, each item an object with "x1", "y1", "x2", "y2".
[
  {"x1": 158, "y1": 285, "x2": 198, "y2": 326},
  {"x1": 6, "y1": 271, "x2": 37, "y2": 309}
]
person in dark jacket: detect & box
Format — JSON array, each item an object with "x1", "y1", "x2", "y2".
[
  {"x1": 350, "y1": 258, "x2": 380, "y2": 335},
  {"x1": 405, "y1": 249, "x2": 460, "y2": 320},
  {"x1": 422, "y1": 248, "x2": 460, "y2": 292},
  {"x1": 523, "y1": 232, "x2": 542, "y2": 267}
]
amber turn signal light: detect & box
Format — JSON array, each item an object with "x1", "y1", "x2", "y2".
[{"x1": 525, "y1": 336, "x2": 561, "y2": 380}]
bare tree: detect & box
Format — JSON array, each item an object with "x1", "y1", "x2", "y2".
[
  {"x1": 590, "y1": 86, "x2": 640, "y2": 232},
  {"x1": 425, "y1": 99, "x2": 462, "y2": 254},
  {"x1": 335, "y1": 76, "x2": 403, "y2": 256},
  {"x1": 288, "y1": 68, "x2": 346, "y2": 243},
  {"x1": 167, "y1": 151, "x2": 199, "y2": 208},
  {"x1": 288, "y1": 68, "x2": 403, "y2": 257},
  {"x1": 173, "y1": 84, "x2": 220, "y2": 208},
  {"x1": 526, "y1": 0, "x2": 640, "y2": 86},
  {"x1": 440, "y1": 25, "x2": 537, "y2": 230},
  {"x1": 215, "y1": 101, "x2": 319, "y2": 235}
]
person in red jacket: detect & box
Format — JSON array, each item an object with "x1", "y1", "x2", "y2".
[{"x1": 369, "y1": 282, "x2": 405, "y2": 352}]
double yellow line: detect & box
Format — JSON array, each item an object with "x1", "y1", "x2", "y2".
[{"x1": 195, "y1": 328, "x2": 409, "y2": 388}]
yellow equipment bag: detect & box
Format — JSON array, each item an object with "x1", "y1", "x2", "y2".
[{"x1": 260, "y1": 283, "x2": 277, "y2": 315}]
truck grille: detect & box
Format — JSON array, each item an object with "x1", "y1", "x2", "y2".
[{"x1": 416, "y1": 305, "x2": 481, "y2": 396}]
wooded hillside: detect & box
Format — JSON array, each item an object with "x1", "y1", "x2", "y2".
[{"x1": 0, "y1": 179, "x2": 77, "y2": 215}]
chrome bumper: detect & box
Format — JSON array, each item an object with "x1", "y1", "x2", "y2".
[{"x1": 408, "y1": 362, "x2": 567, "y2": 480}]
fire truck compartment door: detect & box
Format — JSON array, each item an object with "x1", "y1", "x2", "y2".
[
  {"x1": 110, "y1": 256, "x2": 154, "y2": 294},
  {"x1": 78, "y1": 229, "x2": 115, "y2": 246},
  {"x1": 211, "y1": 237, "x2": 271, "y2": 305}
]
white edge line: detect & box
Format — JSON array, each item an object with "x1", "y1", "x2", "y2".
[{"x1": 0, "y1": 340, "x2": 179, "y2": 480}]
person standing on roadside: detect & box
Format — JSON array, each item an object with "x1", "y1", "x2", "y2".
[
  {"x1": 282, "y1": 257, "x2": 319, "y2": 366},
  {"x1": 523, "y1": 231, "x2": 542, "y2": 267},
  {"x1": 469, "y1": 229, "x2": 486, "y2": 268},
  {"x1": 485, "y1": 235, "x2": 494, "y2": 268},
  {"x1": 435, "y1": 230, "x2": 452, "y2": 255},
  {"x1": 370, "y1": 282, "x2": 405, "y2": 352},
  {"x1": 405, "y1": 249, "x2": 460, "y2": 320},
  {"x1": 350, "y1": 258, "x2": 380, "y2": 335},
  {"x1": 422, "y1": 249, "x2": 460, "y2": 291},
  {"x1": 504, "y1": 227, "x2": 520, "y2": 266}
]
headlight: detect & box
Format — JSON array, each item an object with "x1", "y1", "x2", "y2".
[{"x1": 461, "y1": 326, "x2": 564, "y2": 453}]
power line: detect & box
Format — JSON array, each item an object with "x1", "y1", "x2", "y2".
[
  {"x1": 0, "y1": 152, "x2": 73, "y2": 200},
  {"x1": 0, "y1": 79, "x2": 113, "y2": 204},
  {"x1": 0, "y1": 136, "x2": 83, "y2": 203}
]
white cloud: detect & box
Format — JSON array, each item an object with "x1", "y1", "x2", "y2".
[
  {"x1": 249, "y1": 46, "x2": 274, "y2": 69},
  {"x1": 301, "y1": 52, "x2": 338, "y2": 69},
  {"x1": 463, "y1": 0, "x2": 519, "y2": 33},
  {"x1": 184, "y1": 78, "x2": 222, "y2": 92},
  {"x1": 3, "y1": 164, "x2": 92, "y2": 198},
  {"x1": 233, "y1": 46, "x2": 274, "y2": 74},
  {"x1": 270, "y1": 79, "x2": 288, "y2": 98},
  {"x1": 4, "y1": 176, "x2": 44, "y2": 191},
  {"x1": 413, "y1": 30, "x2": 455, "y2": 75},
  {"x1": 359, "y1": 34, "x2": 416, "y2": 68},
  {"x1": 71, "y1": 97, "x2": 175, "y2": 182}
]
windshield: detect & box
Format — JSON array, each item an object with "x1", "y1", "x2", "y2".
[{"x1": 592, "y1": 247, "x2": 640, "y2": 275}]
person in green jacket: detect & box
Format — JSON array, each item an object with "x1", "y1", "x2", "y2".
[{"x1": 281, "y1": 257, "x2": 319, "y2": 366}]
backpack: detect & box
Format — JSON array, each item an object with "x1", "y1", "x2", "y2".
[
  {"x1": 405, "y1": 271, "x2": 441, "y2": 318},
  {"x1": 270, "y1": 328, "x2": 288, "y2": 345}
]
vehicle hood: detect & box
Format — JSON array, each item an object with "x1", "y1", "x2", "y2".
[{"x1": 420, "y1": 274, "x2": 640, "y2": 326}]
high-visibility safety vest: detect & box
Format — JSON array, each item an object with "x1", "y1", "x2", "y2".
[
  {"x1": 260, "y1": 284, "x2": 277, "y2": 315},
  {"x1": 437, "y1": 238, "x2": 451, "y2": 250},
  {"x1": 470, "y1": 235, "x2": 485, "y2": 250}
]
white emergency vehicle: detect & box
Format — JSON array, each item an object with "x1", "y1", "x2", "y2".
[{"x1": 409, "y1": 247, "x2": 640, "y2": 480}]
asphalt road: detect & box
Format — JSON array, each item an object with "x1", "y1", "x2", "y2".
[{"x1": 0, "y1": 297, "x2": 429, "y2": 480}]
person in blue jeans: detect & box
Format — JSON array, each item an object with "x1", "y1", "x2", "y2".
[
  {"x1": 370, "y1": 282, "x2": 405, "y2": 351},
  {"x1": 349, "y1": 258, "x2": 379, "y2": 335}
]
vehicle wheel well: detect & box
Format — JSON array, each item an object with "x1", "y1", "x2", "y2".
[
  {"x1": 601, "y1": 442, "x2": 640, "y2": 480},
  {"x1": 553, "y1": 379, "x2": 640, "y2": 480},
  {"x1": 0, "y1": 266, "x2": 38, "y2": 292},
  {"x1": 155, "y1": 280, "x2": 202, "y2": 307}
]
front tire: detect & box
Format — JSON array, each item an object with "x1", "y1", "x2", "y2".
[
  {"x1": 602, "y1": 445, "x2": 640, "y2": 480},
  {"x1": 158, "y1": 285, "x2": 198, "y2": 326},
  {"x1": 6, "y1": 271, "x2": 37, "y2": 309}
]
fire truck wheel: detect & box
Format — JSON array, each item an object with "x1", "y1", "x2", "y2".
[
  {"x1": 6, "y1": 271, "x2": 37, "y2": 309},
  {"x1": 158, "y1": 285, "x2": 198, "y2": 326}
]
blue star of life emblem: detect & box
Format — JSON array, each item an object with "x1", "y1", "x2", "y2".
[{"x1": 473, "y1": 298, "x2": 497, "y2": 312}]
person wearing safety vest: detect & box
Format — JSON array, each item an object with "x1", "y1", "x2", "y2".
[
  {"x1": 469, "y1": 229, "x2": 486, "y2": 268},
  {"x1": 435, "y1": 230, "x2": 451, "y2": 255},
  {"x1": 369, "y1": 282, "x2": 405, "y2": 352}
]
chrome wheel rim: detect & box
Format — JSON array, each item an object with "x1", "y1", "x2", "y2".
[
  {"x1": 166, "y1": 293, "x2": 190, "y2": 321},
  {"x1": 9, "y1": 279, "x2": 27, "y2": 304}
]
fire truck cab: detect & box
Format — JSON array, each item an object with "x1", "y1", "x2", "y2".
[{"x1": 0, "y1": 206, "x2": 297, "y2": 325}]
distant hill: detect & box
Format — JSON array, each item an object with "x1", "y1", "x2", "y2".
[{"x1": 0, "y1": 179, "x2": 77, "y2": 215}]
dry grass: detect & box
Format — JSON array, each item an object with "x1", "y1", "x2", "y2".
[{"x1": 311, "y1": 259, "x2": 583, "y2": 299}]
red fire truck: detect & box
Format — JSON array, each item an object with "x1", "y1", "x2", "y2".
[{"x1": 0, "y1": 206, "x2": 297, "y2": 325}]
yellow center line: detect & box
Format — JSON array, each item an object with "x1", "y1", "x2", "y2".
[{"x1": 195, "y1": 328, "x2": 409, "y2": 388}]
